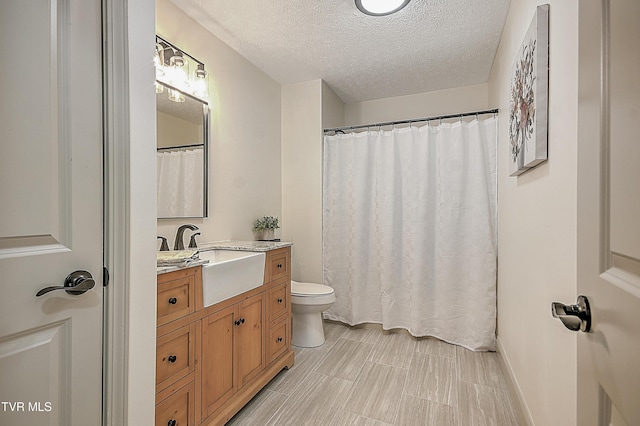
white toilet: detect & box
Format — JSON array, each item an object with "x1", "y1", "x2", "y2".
[{"x1": 290, "y1": 280, "x2": 336, "y2": 348}]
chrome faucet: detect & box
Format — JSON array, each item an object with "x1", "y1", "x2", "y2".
[{"x1": 174, "y1": 224, "x2": 199, "y2": 250}]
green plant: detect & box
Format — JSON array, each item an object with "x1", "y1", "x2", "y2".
[{"x1": 252, "y1": 216, "x2": 280, "y2": 231}]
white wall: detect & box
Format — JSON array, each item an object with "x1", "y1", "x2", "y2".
[
  {"x1": 344, "y1": 83, "x2": 489, "y2": 126},
  {"x1": 322, "y1": 82, "x2": 346, "y2": 130},
  {"x1": 488, "y1": 1, "x2": 578, "y2": 425},
  {"x1": 281, "y1": 80, "x2": 324, "y2": 282},
  {"x1": 156, "y1": 0, "x2": 282, "y2": 246},
  {"x1": 127, "y1": 0, "x2": 157, "y2": 423},
  {"x1": 280, "y1": 81, "x2": 344, "y2": 283}
]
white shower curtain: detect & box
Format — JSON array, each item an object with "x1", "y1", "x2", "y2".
[
  {"x1": 157, "y1": 147, "x2": 203, "y2": 218},
  {"x1": 323, "y1": 117, "x2": 498, "y2": 351}
]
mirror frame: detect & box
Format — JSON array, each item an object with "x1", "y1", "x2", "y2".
[{"x1": 156, "y1": 82, "x2": 209, "y2": 219}]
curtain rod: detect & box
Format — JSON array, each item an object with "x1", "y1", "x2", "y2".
[
  {"x1": 323, "y1": 108, "x2": 499, "y2": 134},
  {"x1": 157, "y1": 143, "x2": 204, "y2": 151}
]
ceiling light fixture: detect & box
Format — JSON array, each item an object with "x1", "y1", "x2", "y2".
[{"x1": 355, "y1": 0, "x2": 410, "y2": 16}]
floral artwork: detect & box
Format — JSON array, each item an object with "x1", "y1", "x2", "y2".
[
  {"x1": 510, "y1": 38, "x2": 536, "y2": 169},
  {"x1": 509, "y1": 5, "x2": 549, "y2": 176}
]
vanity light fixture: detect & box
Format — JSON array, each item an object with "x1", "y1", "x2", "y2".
[
  {"x1": 168, "y1": 53, "x2": 189, "y2": 92},
  {"x1": 355, "y1": 0, "x2": 410, "y2": 16},
  {"x1": 167, "y1": 88, "x2": 185, "y2": 103},
  {"x1": 192, "y1": 65, "x2": 209, "y2": 100},
  {"x1": 155, "y1": 35, "x2": 209, "y2": 102}
]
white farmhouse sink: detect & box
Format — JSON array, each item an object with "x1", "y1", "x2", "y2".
[{"x1": 200, "y1": 250, "x2": 266, "y2": 307}]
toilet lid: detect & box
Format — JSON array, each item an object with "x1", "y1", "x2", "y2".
[{"x1": 291, "y1": 281, "x2": 334, "y2": 296}]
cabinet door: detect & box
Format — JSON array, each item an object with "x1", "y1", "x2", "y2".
[
  {"x1": 201, "y1": 305, "x2": 237, "y2": 418},
  {"x1": 155, "y1": 380, "x2": 195, "y2": 426},
  {"x1": 157, "y1": 271, "x2": 196, "y2": 326},
  {"x1": 266, "y1": 247, "x2": 290, "y2": 282},
  {"x1": 268, "y1": 279, "x2": 289, "y2": 322},
  {"x1": 268, "y1": 315, "x2": 290, "y2": 364},
  {"x1": 156, "y1": 324, "x2": 196, "y2": 393},
  {"x1": 237, "y1": 292, "x2": 266, "y2": 386}
]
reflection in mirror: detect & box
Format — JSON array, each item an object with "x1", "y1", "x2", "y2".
[{"x1": 157, "y1": 83, "x2": 209, "y2": 218}]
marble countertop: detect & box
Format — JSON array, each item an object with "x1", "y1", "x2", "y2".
[
  {"x1": 157, "y1": 240, "x2": 292, "y2": 275},
  {"x1": 157, "y1": 258, "x2": 209, "y2": 275},
  {"x1": 198, "y1": 240, "x2": 292, "y2": 252}
]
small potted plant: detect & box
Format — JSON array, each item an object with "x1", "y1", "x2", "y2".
[{"x1": 252, "y1": 216, "x2": 280, "y2": 241}]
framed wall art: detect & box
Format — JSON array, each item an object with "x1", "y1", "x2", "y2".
[{"x1": 509, "y1": 4, "x2": 549, "y2": 176}]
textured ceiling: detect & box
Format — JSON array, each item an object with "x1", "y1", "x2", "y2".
[{"x1": 169, "y1": 0, "x2": 511, "y2": 103}]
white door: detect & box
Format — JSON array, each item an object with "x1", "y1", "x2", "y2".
[
  {"x1": 575, "y1": 0, "x2": 640, "y2": 425},
  {"x1": 0, "y1": 1, "x2": 103, "y2": 425}
]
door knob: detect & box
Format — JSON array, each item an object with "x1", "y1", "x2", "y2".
[
  {"x1": 551, "y1": 295, "x2": 591, "y2": 332},
  {"x1": 36, "y1": 270, "x2": 96, "y2": 297}
]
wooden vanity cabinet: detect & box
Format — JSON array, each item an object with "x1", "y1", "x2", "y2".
[
  {"x1": 266, "y1": 278, "x2": 290, "y2": 363},
  {"x1": 157, "y1": 268, "x2": 197, "y2": 327},
  {"x1": 156, "y1": 247, "x2": 293, "y2": 426},
  {"x1": 200, "y1": 292, "x2": 265, "y2": 419},
  {"x1": 155, "y1": 266, "x2": 201, "y2": 426},
  {"x1": 265, "y1": 247, "x2": 290, "y2": 283}
]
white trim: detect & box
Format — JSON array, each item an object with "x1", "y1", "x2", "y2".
[
  {"x1": 102, "y1": 0, "x2": 129, "y2": 424},
  {"x1": 496, "y1": 337, "x2": 535, "y2": 426},
  {"x1": 103, "y1": 1, "x2": 158, "y2": 424}
]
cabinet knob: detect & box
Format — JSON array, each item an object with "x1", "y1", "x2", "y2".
[
  {"x1": 277, "y1": 298, "x2": 283, "y2": 304},
  {"x1": 235, "y1": 319, "x2": 241, "y2": 326},
  {"x1": 277, "y1": 336, "x2": 283, "y2": 343},
  {"x1": 277, "y1": 263, "x2": 283, "y2": 269},
  {"x1": 235, "y1": 318, "x2": 245, "y2": 326},
  {"x1": 168, "y1": 355, "x2": 177, "y2": 363},
  {"x1": 168, "y1": 297, "x2": 178, "y2": 305},
  {"x1": 240, "y1": 318, "x2": 245, "y2": 324},
  {"x1": 168, "y1": 420, "x2": 177, "y2": 426}
]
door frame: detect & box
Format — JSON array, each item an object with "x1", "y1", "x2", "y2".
[{"x1": 102, "y1": 0, "x2": 158, "y2": 424}]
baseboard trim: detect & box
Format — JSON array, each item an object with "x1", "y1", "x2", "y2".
[{"x1": 496, "y1": 337, "x2": 535, "y2": 426}]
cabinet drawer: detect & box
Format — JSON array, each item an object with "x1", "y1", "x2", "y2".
[
  {"x1": 266, "y1": 247, "x2": 290, "y2": 282},
  {"x1": 268, "y1": 316, "x2": 289, "y2": 363},
  {"x1": 155, "y1": 379, "x2": 195, "y2": 426},
  {"x1": 157, "y1": 273, "x2": 195, "y2": 326},
  {"x1": 156, "y1": 324, "x2": 196, "y2": 392},
  {"x1": 268, "y1": 279, "x2": 289, "y2": 321}
]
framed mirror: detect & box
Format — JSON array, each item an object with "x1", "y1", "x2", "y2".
[{"x1": 156, "y1": 84, "x2": 209, "y2": 219}]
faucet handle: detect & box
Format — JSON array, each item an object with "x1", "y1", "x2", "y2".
[
  {"x1": 188, "y1": 232, "x2": 200, "y2": 249},
  {"x1": 157, "y1": 236, "x2": 169, "y2": 251}
]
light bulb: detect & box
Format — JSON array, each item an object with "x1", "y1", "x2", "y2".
[
  {"x1": 169, "y1": 55, "x2": 189, "y2": 91},
  {"x1": 168, "y1": 88, "x2": 185, "y2": 103},
  {"x1": 154, "y1": 43, "x2": 165, "y2": 79},
  {"x1": 193, "y1": 67, "x2": 208, "y2": 99}
]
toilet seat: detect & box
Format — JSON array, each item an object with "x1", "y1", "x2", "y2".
[
  {"x1": 291, "y1": 281, "x2": 336, "y2": 305},
  {"x1": 291, "y1": 281, "x2": 334, "y2": 296}
]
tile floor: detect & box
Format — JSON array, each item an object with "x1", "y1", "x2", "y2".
[{"x1": 228, "y1": 321, "x2": 520, "y2": 425}]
